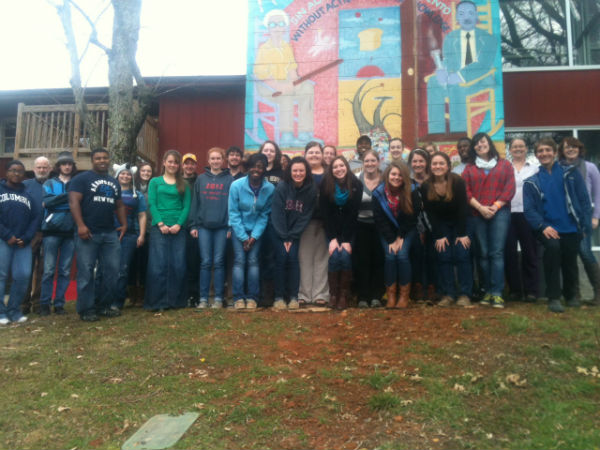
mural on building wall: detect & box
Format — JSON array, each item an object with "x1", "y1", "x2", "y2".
[{"x1": 245, "y1": 0, "x2": 505, "y2": 161}]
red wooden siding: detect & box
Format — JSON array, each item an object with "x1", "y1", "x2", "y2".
[
  {"x1": 503, "y1": 69, "x2": 600, "y2": 128},
  {"x1": 158, "y1": 91, "x2": 245, "y2": 165}
]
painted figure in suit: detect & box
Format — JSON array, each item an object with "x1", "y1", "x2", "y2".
[{"x1": 427, "y1": 1, "x2": 498, "y2": 135}]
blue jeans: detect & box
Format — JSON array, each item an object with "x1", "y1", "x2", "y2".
[
  {"x1": 113, "y1": 233, "x2": 138, "y2": 309},
  {"x1": 328, "y1": 248, "x2": 352, "y2": 272},
  {"x1": 0, "y1": 240, "x2": 32, "y2": 321},
  {"x1": 579, "y1": 232, "x2": 597, "y2": 265},
  {"x1": 40, "y1": 235, "x2": 75, "y2": 308},
  {"x1": 75, "y1": 232, "x2": 120, "y2": 316},
  {"x1": 232, "y1": 231, "x2": 262, "y2": 301},
  {"x1": 273, "y1": 238, "x2": 300, "y2": 300},
  {"x1": 197, "y1": 227, "x2": 228, "y2": 301},
  {"x1": 473, "y1": 207, "x2": 510, "y2": 296},
  {"x1": 145, "y1": 226, "x2": 187, "y2": 310},
  {"x1": 435, "y1": 222, "x2": 473, "y2": 297},
  {"x1": 381, "y1": 230, "x2": 415, "y2": 286}
]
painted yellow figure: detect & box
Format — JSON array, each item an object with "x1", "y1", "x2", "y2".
[{"x1": 254, "y1": 9, "x2": 315, "y2": 148}]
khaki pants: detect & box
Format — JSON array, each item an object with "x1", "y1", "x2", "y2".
[{"x1": 298, "y1": 219, "x2": 329, "y2": 302}]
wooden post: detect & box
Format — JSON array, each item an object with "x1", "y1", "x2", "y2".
[
  {"x1": 14, "y1": 103, "x2": 24, "y2": 157},
  {"x1": 73, "y1": 110, "x2": 81, "y2": 158}
]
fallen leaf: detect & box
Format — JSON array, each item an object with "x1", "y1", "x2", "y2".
[
  {"x1": 41, "y1": 392, "x2": 48, "y2": 397},
  {"x1": 400, "y1": 400, "x2": 413, "y2": 406},
  {"x1": 394, "y1": 415, "x2": 403, "y2": 422},
  {"x1": 470, "y1": 374, "x2": 483, "y2": 383},
  {"x1": 70, "y1": 394, "x2": 79, "y2": 399},
  {"x1": 29, "y1": 361, "x2": 39, "y2": 366},
  {"x1": 57, "y1": 406, "x2": 71, "y2": 412},
  {"x1": 108, "y1": 377, "x2": 123, "y2": 384},
  {"x1": 506, "y1": 374, "x2": 527, "y2": 387},
  {"x1": 453, "y1": 383, "x2": 465, "y2": 392}
]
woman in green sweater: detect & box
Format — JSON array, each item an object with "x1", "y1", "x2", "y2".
[{"x1": 145, "y1": 150, "x2": 191, "y2": 311}]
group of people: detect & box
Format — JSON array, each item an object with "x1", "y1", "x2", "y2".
[{"x1": 0, "y1": 132, "x2": 597, "y2": 323}]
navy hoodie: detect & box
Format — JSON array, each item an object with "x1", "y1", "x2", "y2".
[
  {"x1": 189, "y1": 169, "x2": 234, "y2": 229},
  {"x1": 0, "y1": 180, "x2": 41, "y2": 244},
  {"x1": 271, "y1": 179, "x2": 317, "y2": 241}
]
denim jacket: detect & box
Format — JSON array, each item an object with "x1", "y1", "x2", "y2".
[
  {"x1": 523, "y1": 162, "x2": 592, "y2": 235},
  {"x1": 228, "y1": 176, "x2": 275, "y2": 242}
]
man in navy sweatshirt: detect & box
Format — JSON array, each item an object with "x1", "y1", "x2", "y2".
[
  {"x1": 69, "y1": 148, "x2": 127, "y2": 322},
  {"x1": 0, "y1": 160, "x2": 41, "y2": 324}
]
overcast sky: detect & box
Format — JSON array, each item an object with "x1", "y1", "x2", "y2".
[{"x1": 0, "y1": 0, "x2": 248, "y2": 91}]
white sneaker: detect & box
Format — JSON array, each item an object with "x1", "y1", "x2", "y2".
[
  {"x1": 273, "y1": 299, "x2": 287, "y2": 310},
  {"x1": 246, "y1": 299, "x2": 257, "y2": 310},
  {"x1": 288, "y1": 299, "x2": 300, "y2": 310},
  {"x1": 211, "y1": 301, "x2": 223, "y2": 309},
  {"x1": 196, "y1": 300, "x2": 208, "y2": 310},
  {"x1": 16, "y1": 316, "x2": 28, "y2": 324},
  {"x1": 456, "y1": 295, "x2": 472, "y2": 307},
  {"x1": 234, "y1": 299, "x2": 246, "y2": 310},
  {"x1": 0, "y1": 317, "x2": 9, "y2": 325}
]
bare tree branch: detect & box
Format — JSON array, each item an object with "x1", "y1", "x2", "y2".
[{"x1": 68, "y1": 0, "x2": 111, "y2": 56}]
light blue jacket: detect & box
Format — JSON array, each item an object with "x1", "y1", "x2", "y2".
[{"x1": 228, "y1": 176, "x2": 274, "y2": 242}]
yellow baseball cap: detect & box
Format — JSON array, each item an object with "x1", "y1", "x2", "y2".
[{"x1": 182, "y1": 153, "x2": 197, "y2": 162}]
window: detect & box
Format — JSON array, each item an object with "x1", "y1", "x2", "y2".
[
  {"x1": 500, "y1": 0, "x2": 600, "y2": 68},
  {"x1": 571, "y1": 1, "x2": 600, "y2": 65},
  {"x1": 0, "y1": 119, "x2": 16, "y2": 155}
]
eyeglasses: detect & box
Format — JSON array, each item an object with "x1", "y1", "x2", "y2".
[{"x1": 268, "y1": 21, "x2": 287, "y2": 28}]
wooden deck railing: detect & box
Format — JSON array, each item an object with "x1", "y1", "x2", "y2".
[{"x1": 14, "y1": 102, "x2": 158, "y2": 169}]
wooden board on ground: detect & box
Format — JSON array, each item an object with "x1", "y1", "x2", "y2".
[{"x1": 121, "y1": 412, "x2": 199, "y2": 450}]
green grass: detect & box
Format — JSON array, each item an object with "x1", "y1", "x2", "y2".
[
  {"x1": 368, "y1": 392, "x2": 401, "y2": 411},
  {"x1": 1, "y1": 303, "x2": 600, "y2": 449}
]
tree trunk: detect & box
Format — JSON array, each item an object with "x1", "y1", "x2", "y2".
[{"x1": 108, "y1": 0, "x2": 144, "y2": 164}]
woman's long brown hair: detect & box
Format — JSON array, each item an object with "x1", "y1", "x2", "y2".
[
  {"x1": 382, "y1": 160, "x2": 413, "y2": 215},
  {"x1": 426, "y1": 151, "x2": 455, "y2": 202},
  {"x1": 162, "y1": 149, "x2": 186, "y2": 195}
]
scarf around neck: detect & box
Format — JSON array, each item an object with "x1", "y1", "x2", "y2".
[
  {"x1": 334, "y1": 183, "x2": 349, "y2": 206},
  {"x1": 385, "y1": 186, "x2": 401, "y2": 217},
  {"x1": 475, "y1": 156, "x2": 498, "y2": 170}
]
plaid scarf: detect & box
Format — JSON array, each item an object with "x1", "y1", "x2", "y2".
[{"x1": 385, "y1": 186, "x2": 401, "y2": 218}]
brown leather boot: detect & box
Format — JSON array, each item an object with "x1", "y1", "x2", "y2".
[
  {"x1": 398, "y1": 284, "x2": 411, "y2": 309},
  {"x1": 337, "y1": 270, "x2": 352, "y2": 310},
  {"x1": 426, "y1": 284, "x2": 437, "y2": 303},
  {"x1": 328, "y1": 272, "x2": 340, "y2": 309},
  {"x1": 385, "y1": 283, "x2": 398, "y2": 309}
]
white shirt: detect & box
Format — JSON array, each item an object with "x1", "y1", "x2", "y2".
[
  {"x1": 511, "y1": 161, "x2": 539, "y2": 213},
  {"x1": 460, "y1": 30, "x2": 478, "y2": 69}
]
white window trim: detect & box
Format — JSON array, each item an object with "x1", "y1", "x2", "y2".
[{"x1": 503, "y1": 65, "x2": 600, "y2": 73}]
